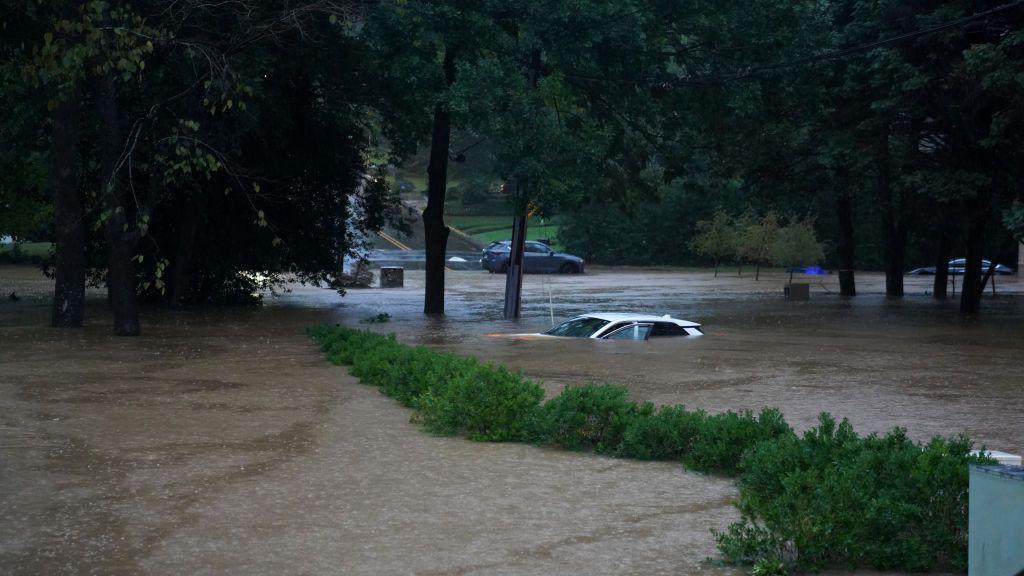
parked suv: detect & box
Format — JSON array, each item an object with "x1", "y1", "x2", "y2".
[{"x1": 481, "y1": 240, "x2": 585, "y2": 274}]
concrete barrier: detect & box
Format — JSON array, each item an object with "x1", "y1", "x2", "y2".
[
  {"x1": 380, "y1": 267, "x2": 404, "y2": 288},
  {"x1": 784, "y1": 283, "x2": 810, "y2": 301},
  {"x1": 969, "y1": 465, "x2": 1024, "y2": 575}
]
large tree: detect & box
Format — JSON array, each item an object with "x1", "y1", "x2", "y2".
[
  {"x1": 8, "y1": 0, "x2": 401, "y2": 332},
  {"x1": 363, "y1": 0, "x2": 496, "y2": 315}
]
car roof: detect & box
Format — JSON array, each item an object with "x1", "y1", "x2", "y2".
[{"x1": 573, "y1": 312, "x2": 700, "y2": 327}]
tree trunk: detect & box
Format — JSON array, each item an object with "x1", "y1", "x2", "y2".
[
  {"x1": 423, "y1": 48, "x2": 456, "y2": 316},
  {"x1": 876, "y1": 130, "x2": 904, "y2": 298},
  {"x1": 169, "y1": 191, "x2": 206, "y2": 308},
  {"x1": 959, "y1": 211, "x2": 985, "y2": 314},
  {"x1": 714, "y1": 258, "x2": 719, "y2": 278},
  {"x1": 50, "y1": 88, "x2": 85, "y2": 328},
  {"x1": 836, "y1": 191, "x2": 856, "y2": 297},
  {"x1": 883, "y1": 226, "x2": 907, "y2": 298},
  {"x1": 97, "y1": 68, "x2": 140, "y2": 336},
  {"x1": 932, "y1": 231, "x2": 951, "y2": 299},
  {"x1": 755, "y1": 262, "x2": 760, "y2": 281}
]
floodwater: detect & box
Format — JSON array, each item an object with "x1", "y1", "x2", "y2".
[
  {"x1": 311, "y1": 268, "x2": 1024, "y2": 454},
  {"x1": 2, "y1": 264, "x2": 1021, "y2": 575}
]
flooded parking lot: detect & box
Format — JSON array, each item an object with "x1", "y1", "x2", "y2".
[
  {"x1": 321, "y1": 267, "x2": 1024, "y2": 454},
  {"x1": 1, "y1": 264, "x2": 1020, "y2": 575}
]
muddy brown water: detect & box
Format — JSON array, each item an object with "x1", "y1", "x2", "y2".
[
  {"x1": 2, "y1": 264, "x2": 1020, "y2": 575},
  {"x1": 316, "y1": 268, "x2": 1024, "y2": 454}
]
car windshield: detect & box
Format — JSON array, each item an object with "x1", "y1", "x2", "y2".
[{"x1": 545, "y1": 317, "x2": 610, "y2": 337}]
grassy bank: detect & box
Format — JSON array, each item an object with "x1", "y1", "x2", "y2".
[
  {"x1": 309, "y1": 325, "x2": 989, "y2": 574},
  {"x1": 447, "y1": 216, "x2": 562, "y2": 250},
  {"x1": 0, "y1": 242, "x2": 53, "y2": 264}
]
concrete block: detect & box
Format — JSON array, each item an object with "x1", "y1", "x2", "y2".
[
  {"x1": 784, "y1": 283, "x2": 810, "y2": 301},
  {"x1": 969, "y1": 465, "x2": 1024, "y2": 575},
  {"x1": 380, "y1": 267, "x2": 404, "y2": 288}
]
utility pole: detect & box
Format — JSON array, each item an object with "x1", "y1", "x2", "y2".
[
  {"x1": 502, "y1": 178, "x2": 526, "y2": 318},
  {"x1": 502, "y1": 48, "x2": 542, "y2": 319}
]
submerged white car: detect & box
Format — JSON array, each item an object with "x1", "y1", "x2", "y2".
[{"x1": 542, "y1": 313, "x2": 703, "y2": 340}]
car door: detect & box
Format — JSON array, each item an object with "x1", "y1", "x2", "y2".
[
  {"x1": 524, "y1": 242, "x2": 551, "y2": 273},
  {"x1": 536, "y1": 242, "x2": 558, "y2": 272}
]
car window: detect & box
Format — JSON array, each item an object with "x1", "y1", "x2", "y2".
[
  {"x1": 604, "y1": 323, "x2": 653, "y2": 340},
  {"x1": 525, "y1": 242, "x2": 548, "y2": 253},
  {"x1": 651, "y1": 322, "x2": 688, "y2": 337},
  {"x1": 544, "y1": 317, "x2": 610, "y2": 337}
]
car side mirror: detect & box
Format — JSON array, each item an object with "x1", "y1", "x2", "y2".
[{"x1": 548, "y1": 250, "x2": 555, "y2": 256}]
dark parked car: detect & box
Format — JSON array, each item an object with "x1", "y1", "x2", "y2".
[
  {"x1": 481, "y1": 240, "x2": 585, "y2": 274},
  {"x1": 908, "y1": 258, "x2": 1014, "y2": 276}
]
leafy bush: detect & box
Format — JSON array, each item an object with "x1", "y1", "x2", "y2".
[
  {"x1": 617, "y1": 404, "x2": 707, "y2": 460},
  {"x1": 310, "y1": 325, "x2": 543, "y2": 440},
  {"x1": 381, "y1": 349, "x2": 475, "y2": 407},
  {"x1": 310, "y1": 325, "x2": 396, "y2": 366},
  {"x1": 417, "y1": 363, "x2": 544, "y2": 441},
  {"x1": 715, "y1": 413, "x2": 993, "y2": 573},
  {"x1": 684, "y1": 408, "x2": 793, "y2": 475},
  {"x1": 531, "y1": 384, "x2": 637, "y2": 452},
  {"x1": 350, "y1": 340, "x2": 410, "y2": 387}
]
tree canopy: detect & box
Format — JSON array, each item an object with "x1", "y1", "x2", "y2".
[{"x1": 2, "y1": 0, "x2": 1023, "y2": 332}]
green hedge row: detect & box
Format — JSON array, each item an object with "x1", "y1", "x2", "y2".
[{"x1": 309, "y1": 325, "x2": 991, "y2": 574}]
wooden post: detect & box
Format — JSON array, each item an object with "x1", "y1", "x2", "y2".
[{"x1": 503, "y1": 198, "x2": 527, "y2": 319}]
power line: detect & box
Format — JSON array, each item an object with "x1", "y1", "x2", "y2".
[{"x1": 660, "y1": 0, "x2": 1024, "y2": 88}]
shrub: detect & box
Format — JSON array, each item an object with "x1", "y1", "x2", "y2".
[
  {"x1": 417, "y1": 363, "x2": 544, "y2": 441},
  {"x1": 532, "y1": 384, "x2": 638, "y2": 452},
  {"x1": 309, "y1": 325, "x2": 396, "y2": 366},
  {"x1": 310, "y1": 325, "x2": 543, "y2": 441},
  {"x1": 381, "y1": 349, "x2": 476, "y2": 407},
  {"x1": 684, "y1": 408, "x2": 793, "y2": 475},
  {"x1": 715, "y1": 413, "x2": 993, "y2": 573},
  {"x1": 350, "y1": 340, "x2": 411, "y2": 387},
  {"x1": 617, "y1": 404, "x2": 708, "y2": 460}
]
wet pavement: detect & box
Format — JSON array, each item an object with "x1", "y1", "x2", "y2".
[{"x1": 1, "y1": 264, "x2": 1021, "y2": 575}]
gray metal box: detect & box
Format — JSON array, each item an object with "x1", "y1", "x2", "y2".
[{"x1": 969, "y1": 465, "x2": 1024, "y2": 575}]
